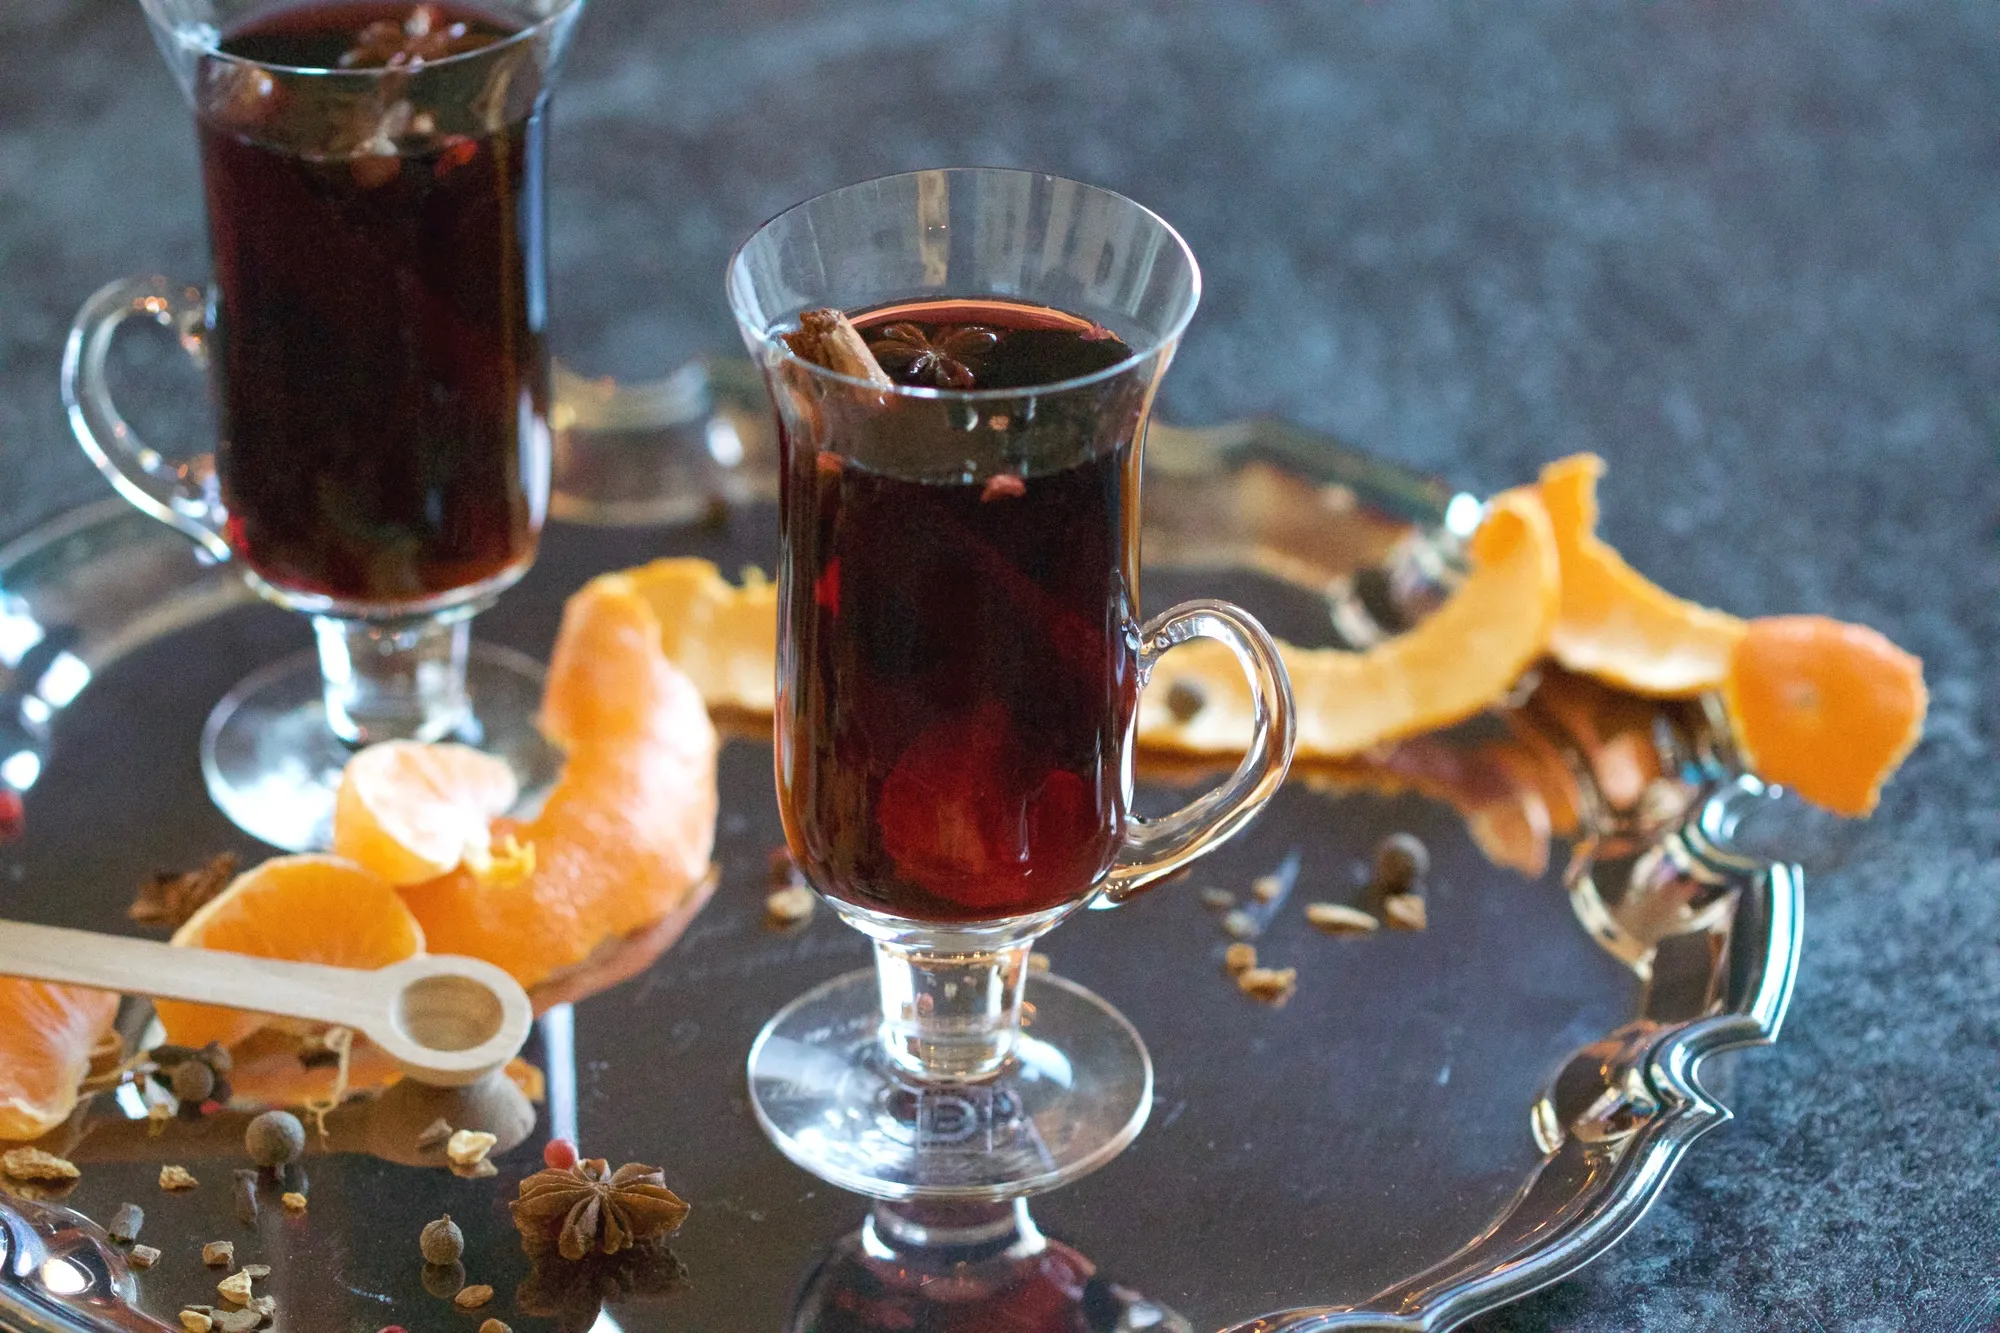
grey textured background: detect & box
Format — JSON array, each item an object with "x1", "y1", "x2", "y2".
[{"x1": 3, "y1": 1, "x2": 1998, "y2": 1328}]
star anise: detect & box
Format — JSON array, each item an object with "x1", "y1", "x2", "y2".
[
  {"x1": 130, "y1": 853, "x2": 237, "y2": 930},
  {"x1": 339, "y1": 5, "x2": 493, "y2": 69},
  {"x1": 865, "y1": 323, "x2": 1000, "y2": 389},
  {"x1": 510, "y1": 1159, "x2": 689, "y2": 1261}
]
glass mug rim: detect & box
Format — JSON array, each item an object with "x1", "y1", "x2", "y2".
[
  {"x1": 725, "y1": 167, "x2": 1204, "y2": 404},
  {"x1": 141, "y1": 0, "x2": 582, "y2": 79}
]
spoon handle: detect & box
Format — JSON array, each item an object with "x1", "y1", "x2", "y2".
[{"x1": 0, "y1": 919, "x2": 383, "y2": 1032}]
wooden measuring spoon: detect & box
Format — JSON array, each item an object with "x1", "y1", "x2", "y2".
[{"x1": 0, "y1": 920, "x2": 532, "y2": 1087}]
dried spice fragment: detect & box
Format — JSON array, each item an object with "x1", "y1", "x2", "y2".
[
  {"x1": 217, "y1": 1269, "x2": 254, "y2": 1304},
  {"x1": 203, "y1": 1241, "x2": 235, "y2": 1267},
  {"x1": 241, "y1": 1264, "x2": 270, "y2": 1280},
  {"x1": 1221, "y1": 908, "x2": 1260, "y2": 940},
  {"x1": 1223, "y1": 942, "x2": 1257, "y2": 975},
  {"x1": 511, "y1": 1158, "x2": 690, "y2": 1261},
  {"x1": 415, "y1": 1117, "x2": 454, "y2": 1151},
  {"x1": 108, "y1": 1201, "x2": 145, "y2": 1242},
  {"x1": 128, "y1": 1244, "x2": 162, "y2": 1269},
  {"x1": 1026, "y1": 952, "x2": 1051, "y2": 973},
  {"x1": 160, "y1": 1165, "x2": 199, "y2": 1192},
  {"x1": 479, "y1": 1320, "x2": 513, "y2": 1333},
  {"x1": 131, "y1": 854, "x2": 237, "y2": 929},
  {"x1": 210, "y1": 1309, "x2": 261, "y2": 1333},
  {"x1": 865, "y1": 322, "x2": 999, "y2": 390},
  {"x1": 764, "y1": 884, "x2": 815, "y2": 928},
  {"x1": 1236, "y1": 966, "x2": 1298, "y2": 1006},
  {"x1": 232, "y1": 1169, "x2": 260, "y2": 1224},
  {"x1": 1251, "y1": 874, "x2": 1286, "y2": 903},
  {"x1": 281, "y1": 1192, "x2": 308, "y2": 1213},
  {"x1": 3, "y1": 1147, "x2": 80, "y2": 1182},
  {"x1": 446, "y1": 1129, "x2": 497, "y2": 1167},
  {"x1": 453, "y1": 1284, "x2": 495, "y2": 1311},
  {"x1": 1304, "y1": 902, "x2": 1379, "y2": 936},
  {"x1": 1199, "y1": 887, "x2": 1235, "y2": 911},
  {"x1": 1381, "y1": 893, "x2": 1427, "y2": 932},
  {"x1": 148, "y1": 1103, "x2": 172, "y2": 1135},
  {"x1": 1371, "y1": 833, "x2": 1430, "y2": 895},
  {"x1": 180, "y1": 1311, "x2": 213, "y2": 1333},
  {"x1": 784, "y1": 309, "x2": 894, "y2": 388}
]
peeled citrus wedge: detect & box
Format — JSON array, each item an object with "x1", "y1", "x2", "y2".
[
  {"x1": 619, "y1": 558, "x2": 778, "y2": 715},
  {"x1": 1539, "y1": 453, "x2": 1747, "y2": 696},
  {"x1": 332, "y1": 740, "x2": 520, "y2": 887},
  {"x1": 1137, "y1": 486, "x2": 1560, "y2": 758},
  {"x1": 1723, "y1": 615, "x2": 1926, "y2": 817},
  {"x1": 158, "y1": 855, "x2": 425, "y2": 1050},
  {"x1": 0, "y1": 978, "x2": 118, "y2": 1141},
  {"x1": 392, "y1": 577, "x2": 718, "y2": 989}
]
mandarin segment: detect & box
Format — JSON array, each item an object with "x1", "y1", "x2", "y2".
[
  {"x1": 333, "y1": 740, "x2": 519, "y2": 887},
  {"x1": 1135, "y1": 486, "x2": 1560, "y2": 758},
  {"x1": 1539, "y1": 453, "x2": 1747, "y2": 697},
  {"x1": 1722, "y1": 615, "x2": 1926, "y2": 817},
  {"x1": 158, "y1": 855, "x2": 425, "y2": 1050},
  {"x1": 397, "y1": 580, "x2": 719, "y2": 989},
  {"x1": 0, "y1": 978, "x2": 119, "y2": 1141}
]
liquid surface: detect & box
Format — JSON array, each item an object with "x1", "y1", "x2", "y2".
[
  {"x1": 777, "y1": 299, "x2": 1143, "y2": 923},
  {"x1": 203, "y1": 0, "x2": 548, "y2": 606}
]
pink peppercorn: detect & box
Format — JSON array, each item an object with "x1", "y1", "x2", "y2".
[{"x1": 542, "y1": 1138, "x2": 578, "y2": 1170}]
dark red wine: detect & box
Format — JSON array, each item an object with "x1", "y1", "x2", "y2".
[
  {"x1": 790, "y1": 1230, "x2": 1102, "y2": 1333},
  {"x1": 777, "y1": 299, "x2": 1145, "y2": 923},
  {"x1": 200, "y1": 1, "x2": 549, "y2": 606}
]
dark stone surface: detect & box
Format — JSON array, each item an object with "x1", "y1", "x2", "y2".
[{"x1": 2, "y1": 1, "x2": 1996, "y2": 1328}]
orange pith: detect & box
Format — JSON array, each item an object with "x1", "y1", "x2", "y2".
[
  {"x1": 1136, "y1": 486, "x2": 1560, "y2": 758},
  {"x1": 1722, "y1": 615, "x2": 1926, "y2": 817},
  {"x1": 618, "y1": 558, "x2": 778, "y2": 716},
  {"x1": 0, "y1": 978, "x2": 118, "y2": 1141},
  {"x1": 332, "y1": 740, "x2": 519, "y2": 887},
  {"x1": 1539, "y1": 453, "x2": 1747, "y2": 697},
  {"x1": 391, "y1": 577, "x2": 718, "y2": 989},
  {"x1": 158, "y1": 855, "x2": 425, "y2": 1050}
]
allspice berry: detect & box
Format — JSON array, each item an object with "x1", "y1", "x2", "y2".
[
  {"x1": 420, "y1": 1215, "x2": 464, "y2": 1266},
  {"x1": 1372, "y1": 832, "x2": 1430, "y2": 894},
  {"x1": 244, "y1": 1111, "x2": 305, "y2": 1168},
  {"x1": 171, "y1": 1059, "x2": 215, "y2": 1104}
]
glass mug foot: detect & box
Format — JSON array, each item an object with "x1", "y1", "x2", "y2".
[
  {"x1": 747, "y1": 967, "x2": 1152, "y2": 1201},
  {"x1": 202, "y1": 640, "x2": 559, "y2": 852}
]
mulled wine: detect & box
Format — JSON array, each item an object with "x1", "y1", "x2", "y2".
[
  {"x1": 199, "y1": 0, "x2": 548, "y2": 606},
  {"x1": 777, "y1": 298, "x2": 1146, "y2": 924}
]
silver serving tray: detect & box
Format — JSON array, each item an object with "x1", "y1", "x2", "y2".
[{"x1": 0, "y1": 364, "x2": 1799, "y2": 1332}]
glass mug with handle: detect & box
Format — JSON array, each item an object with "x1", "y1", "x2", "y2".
[
  {"x1": 731, "y1": 168, "x2": 1297, "y2": 1200},
  {"x1": 63, "y1": 0, "x2": 582, "y2": 850}
]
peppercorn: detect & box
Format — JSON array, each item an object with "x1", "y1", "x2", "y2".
[
  {"x1": 243, "y1": 1111, "x2": 304, "y2": 1168},
  {"x1": 171, "y1": 1059, "x2": 215, "y2": 1104},
  {"x1": 420, "y1": 1215, "x2": 464, "y2": 1265}
]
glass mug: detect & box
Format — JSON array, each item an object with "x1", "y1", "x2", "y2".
[
  {"x1": 62, "y1": 0, "x2": 581, "y2": 850},
  {"x1": 731, "y1": 169, "x2": 1297, "y2": 1199}
]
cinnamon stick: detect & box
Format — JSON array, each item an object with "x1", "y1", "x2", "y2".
[{"x1": 782, "y1": 308, "x2": 894, "y2": 388}]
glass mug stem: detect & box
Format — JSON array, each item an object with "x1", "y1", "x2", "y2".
[
  {"x1": 875, "y1": 939, "x2": 1034, "y2": 1082},
  {"x1": 314, "y1": 613, "x2": 472, "y2": 747}
]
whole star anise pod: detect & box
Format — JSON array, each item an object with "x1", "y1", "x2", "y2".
[
  {"x1": 866, "y1": 323, "x2": 1000, "y2": 389},
  {"x1": 511, "y1": 1159, "x2": 689, "y2": 1261}
]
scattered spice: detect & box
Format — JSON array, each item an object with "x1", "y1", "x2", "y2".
[
  {"x1": 453, "y1": 1284, "x2": 495, "y2": 1311},
  {"x1": 1305, "y1": 902, "x2": 1379, "y2": 936},
  {"x1": 421, "y1": 1215, "x2": 465, "y2": 1265},
  {"x1": 179, "y1": 1311, "x2": 213, "y2": 1333},
  {"x1": 478, "y1": 1320, "x2": 512, "y2": 1333},
  {"x1": 1236, "y1": 966, "x2": 1298, "y2": 1006},
  {"x1": 128, "y1": 1244, "x2": 162, "y2": 1269},
  {"x1": 4, "y1": 1148, "x2": 80, "y2": 1182},
  {"x1": 864, "y1": 322, "x2": 998, "y2": 390},
  {"x1": 212, "y1": 1310, "x2": 262, "y2": 1333},
  {"x1": 241, "y1": 1264, "x2": 270, "y2": 1280},
  {"x1": 231, "y1": 1169, "x2": 259, "y2": 1225},
  {"x1": 1199, "y1": 887, "x2": 1235, "y2": 911},
  {"x1": 1372, "y1": 833, "x2": 1430, "y2": 895},
  {"x1": 763, "y1": 884, "x2": 815, "y2": 928},
  {"x1": 446, "y1": 1129, "x2": 497, "y2": 1168},
  {"x1": 131, "y1": 853, "x2": 237, "y2": 929},
  {"x1": 1165, "y1": 678, "x2": 1207, "y2": 723},
  {"x1": 1026, "y1": 952, "x2": 1051, "y2": 973},
  {"x1": 281, "y1": 1191, "x2": 308, "y2": 1213},
  {"x1": 217, "y1": 1269, "x2": 254, "y2": 1304},
  {"x1": 1223, "y1": 942, "x2": 1257, "y2": 975},
  {"x1": 203, "y1": 1241, "x2": 235, "y2": 1267},
  {"x1": 782, "y1": 309, "x2": 895, "y2": 388},
  {"x1": 244, "y1": 1110, "x2": 305, "y2": 1167},
  {"x1": 1382, "y1": 893, "x2": 1427, "y2": 932},
  {"x1": 148, "y1": 1103, "x2": 172, "y2": 1134},
  {"x1": 454, "y1": 1158, "x2": 499, "y2": 1180},
  {"x1": 160, "y1": 1165, "x2": 199, "y2": 1192},
  {"x1": 511, "y1": 1158, "x2": 690, "y2": 1261},
  {"x1": 107, "y1": 1201, "x2": 145, "y2": 1242},
  {"x1": 415, "y1": 1117, "x2": 454, "y2": 1151},
  {"x1": 543, "y1": 1139, "x2": 579, "y2": 1171},
  {"x1": 1222, "y1": 908, "x2": 1260, "y2": 940},
  {"x1": 1251, "y1": 874, "x2": 1286, "y2": 903},
  {"x1": 171, "y1": 1059, "x2": 216, "y2": 1105}
]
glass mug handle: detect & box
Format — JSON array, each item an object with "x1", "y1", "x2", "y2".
[
  {"x1": 1101, "y1": 597, "x2": 1298, "y2": 905},
  {"x1": 60, "y1": 276, "x2": 230, "y2": 563}
]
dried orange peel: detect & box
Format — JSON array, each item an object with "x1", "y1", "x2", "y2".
[
  {"x1": 1137, "y1": 485, "x2": 1560, "y2": 758},
  {"x1": 1539, "y1": 453, "x2": 1747, "y2": 697},
  {"x1": 0, "y1": 978, "x2": 118, "y2": 1141}
]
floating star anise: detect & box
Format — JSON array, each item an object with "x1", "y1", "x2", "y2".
[
  {"x1": 865, "y1": 322, "x2": 1000, "y2": 389},
  {"x1": 510, "y1": 1159, "x2": 689, "y2": 1261}
]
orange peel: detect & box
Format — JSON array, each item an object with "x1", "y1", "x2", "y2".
[
  {"x1": 1539, "y1": 453, "x2": 1747, "y2": 697},
  {"x1": 617, "y1": 558, "x2": 778, "y2": 715},
  {"x1": 332, "y1": 740, "x2": 521, "y2": 888},
  {"x1": 0, "y1": 978, "x2": 118, "y2": 1141},
  {"x1": 1137, "y1": 486, "x2": 1560, "y2": 758}
]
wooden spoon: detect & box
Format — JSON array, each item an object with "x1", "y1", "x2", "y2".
[{"x1": 0, "y1": 920, "x2": 531, "y2": 1087}]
